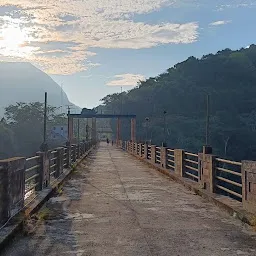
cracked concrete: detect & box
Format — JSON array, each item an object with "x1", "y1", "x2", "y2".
[{"x1": 2, "y1": 143, "x2": 256, "y2": 256}]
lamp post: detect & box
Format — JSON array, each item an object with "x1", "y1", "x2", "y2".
[{"x1": 145, "y1": 117, "x2": 149, "y2": 144}]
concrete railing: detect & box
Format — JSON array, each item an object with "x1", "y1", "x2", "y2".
[
  {"x1": 119, "y1": 141, "x2": 256, "y2": 215},
  {"x1": 0, "y1": 140, "x2": 95, "y2": 224}
]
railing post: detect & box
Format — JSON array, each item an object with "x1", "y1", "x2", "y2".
[
  {"x1": 55, "y1": 147, "x2": 64, "y2": 178},
  {"x1": 65, "y1": 142, "x2": 72, "y2": 168},
  {"x1": 174, "y1": 149, "x2": 184, "y2": 177},
  {"x1": 151, "y1": 145, "x2": 156, "y2": 164},
  {"x1": 144, "y1": 143, "x2": 148, "y2": 159},
  {"x1": 82, "y1": 141, "x2": 86, "y2": 155},
  {"x1": 36, "y1": 151, "x2": 50, "y2": 189},
  {"x1": 242, "y1": 160, "x2": 256, "y2": 213},
  {"x1": 138, "y1": 143, "x2": 142, "y2": 157},
  {"x1": 77, "y1": 143, "x2": 81, "y2": 159},
  {"x1": 0, "y1": 157, "x2": 26, "y2": 224},
  {"x1": 198, "y1": 146, "x2": 216, "y2": 192},
  {"x1": 161, "y1": 147, "x2": 167, "y2": 169},
  {"x1": 72, "y1": 144, "x2": 77, "y2": 162}
]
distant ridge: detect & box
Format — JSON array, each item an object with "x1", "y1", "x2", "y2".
[{"x1": 0, "y1": 62, "x2": 80, "y2": 116}]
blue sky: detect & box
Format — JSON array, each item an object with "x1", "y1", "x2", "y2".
[{"x1": 0, "y1": 0, "x2": 256, "y2": 108}]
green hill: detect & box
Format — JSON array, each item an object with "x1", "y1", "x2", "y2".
[{"x1": 101, "y1": 45, "x2": 256, "y2": 161}]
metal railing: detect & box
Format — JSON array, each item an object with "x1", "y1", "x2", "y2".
[
  {"x1": 156, "y1": 147, "x2": 161, "y2": 164},
  {"x1": 25, "y1": 156, "x2": 40, "y2": 196},
  {"x1": 215, "y1": 158, "x2": 242, "y2": 200},
  {"x1": 184, "y1": 152, "x2": 199, "y2": 181},
  {"x1": 125, "y1": 141, "x2": 244, "y2": 203},
  {"x1": 167, "y1": 149, "x2": 175, "y2": 170},
  {"x1": 147, "y1": 145, "x2": 151, "y2": 159}
]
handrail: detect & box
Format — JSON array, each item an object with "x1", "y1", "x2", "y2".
[
  {"x1": 184, "y1": 159, "x2": 198, "y2": 165},
  {"x1": 184, "y1": 152, "x2": 198, "y2": 157},
  {"x1": 215, "y1": 185, "x2": 242, "y2": 199},
  {"x1": 216, "y1": 158, "x2": 242, "y2": 166},
  {"x1": 25, "y1": 165, "x2": 40, "y2": 173},
  {"x1": 216, "y1": 176, "x2": 242, "y2": 188},
  {"x1": 216, "y1": 167, "x2": 241, "y2": 177},
  {"x1": 26, "y1": 156, "x2": 40, "y2": 162}
]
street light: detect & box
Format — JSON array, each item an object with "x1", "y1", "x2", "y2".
[{"x1": 145, "y1": 117, "x2": 150, "y2": 144}]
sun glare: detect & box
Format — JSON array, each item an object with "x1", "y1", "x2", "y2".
[{"x1": 0, "y1": 25, "x2": 33, "y2": 57}]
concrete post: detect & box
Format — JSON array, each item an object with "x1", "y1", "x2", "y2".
[
  {"x1": 151, "y1": 145, "x2": 156, "y2": 163},
  {"x1": 138, "y1": 143, "x2": 142, "y2": 157},
  {"x1": 174, "y1": 149, "x2": 184, "y2": 177},
  {"x1": 134, "y1": 142, "x2": 138, "y2": 155},
  {"x1": 36, "y1": 151, "x2": 50, "y2": 189},
  {"x1": 77, "y1": 143, "x2": 81, "y2": 159},
  {"x1": 161, "y1": 147, "x2": 167, "y2": 169},
  {"x1": 242, "y1": 161, "x2": 256, "y2": 213},
  {"x1": 72, "y1": 144, "x2": 77, "y2": 163},
  {"x1": 65, "y1": 142, "x2": 71, "y2": 168},
  {"x1": 55, "y1": 147, "x2": 64, "y2": 178},
  {"x1": 0, "y1": 157, "x2": 26, "y2": 224},
  {"x1": 198, "y1": 153, "x2": 216, "y2": 192},
  {"x1": 144, "y1": 143, "x2": 148, "y2": 159},
  {"x1": 92, "y1": 117, "x2": 97, "y2": 144}
]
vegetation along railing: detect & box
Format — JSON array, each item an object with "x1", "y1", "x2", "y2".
[
  {"x1": 122, "y1": 141, "x2": 256, "y2": 213},
  {"x1": 0, "y1": 140, "x2": 95, "y2": 225}
]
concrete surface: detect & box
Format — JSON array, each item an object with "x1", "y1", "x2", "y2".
[{"x1": 2, "y1": 143, "x2": 256, "y2": 256}]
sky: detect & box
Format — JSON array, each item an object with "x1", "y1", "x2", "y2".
[{"x1": 0, "y1": 0, "x2": 256, "y2": 108}]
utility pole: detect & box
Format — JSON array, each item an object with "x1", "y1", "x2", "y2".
[
  {"x1": 145, "y1": 117, "x2": 149, "y2": 144},
  {"x1": 206, "y1": 94, "x2": 210, "y2": 146},
  {"x1": 163, "y1": 110, "x2": 167, "y2": 147},
  {"x1": 120, "y1": 86, "x2": 123, "y2": 114},
  {"x1": 77, "y1": 118, "x2": 80, "y2": 143},
  {"x1": 40, "y1": 92, "x2": 48, "y2": 151}
]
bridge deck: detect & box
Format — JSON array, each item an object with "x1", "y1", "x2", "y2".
[{"x1": 3, "y1": 144, "x2": 256, "y2": 256}]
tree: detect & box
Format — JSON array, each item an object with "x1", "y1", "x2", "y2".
[
  {"x1": 3, "y1": 102, "x2": 67, "y2": 157},
  {"x1": 99, "y1": 45, "x2": 256, "y2": 160}
]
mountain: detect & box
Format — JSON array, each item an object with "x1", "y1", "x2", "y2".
[
  {"x1": 100, "y1": 44, "x2": 256, "y2": 161},
  {"x1": 0, "y1": 62, "x2": 80, "y2": 116}
]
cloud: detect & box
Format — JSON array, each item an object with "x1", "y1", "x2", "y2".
[
  {"x1": 0, "y1": 1, "x2": 199, "y2": 74},
  {"x1": 209, "y1": 20, "x2": 232, "y2": 26},
  {"x1": 107, "y1": 74, "x2": 145, "y2": 86}
]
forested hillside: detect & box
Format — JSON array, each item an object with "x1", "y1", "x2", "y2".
[{"x1": 101, "y1": 45, "x2": 256, "y2": 161}]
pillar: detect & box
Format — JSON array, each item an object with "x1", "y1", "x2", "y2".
[
  {"x1": 0, "y1": 157, "x2": 26, "y2": 224},
  {"x1": 92, "y1": 117, "x2": 97, "y2": 144},
  {"x1": 138, "y1": 143, "x2": 143, "y2": 157},
  {"x1": 161, "y1": 147, "x2": 167, "y2": 169},
  {"x1": 242, "y1": 161, "x2": 256, "y2": 213},
  {"x1": 36, "y1": 151, "x2": 50, "y2": 189},
  {"x1": 151, "y1": 145, "x2": 156, "y2": 163},
  {"x1": 198, "y1": 151, "x2": 216, "y2": 192},
  {"x1": 65, "y1": 142, "x2": 71, "y2": 168},
  {"x1": 174, "y1": 149, "x2": 184, "y2": 177},
  {"x1": 55, "y1": 147, "x2": 64, "y2": 178},
  {"x1": 131, "y1": 118, "x2": 136, "y2": 142}
]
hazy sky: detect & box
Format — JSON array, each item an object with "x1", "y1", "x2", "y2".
[{"x1": 0, "y1": 1, "x2": 256, "y2": 108}]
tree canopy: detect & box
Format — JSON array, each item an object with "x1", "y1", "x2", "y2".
[
  {"x1": 0, "y1": 102, "x2": 67, "y2": 159},
  {"x1": 100, "y1": 45, "x2": 256, "y2": 161}
]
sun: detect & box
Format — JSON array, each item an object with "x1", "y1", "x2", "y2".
[{"x1": 0, "y1": 25, "x2": 33, "y2": 57}]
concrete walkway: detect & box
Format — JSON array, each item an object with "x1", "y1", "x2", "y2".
[{"x1": 3, "y1": 144, "x2": 256, "y2": 256}]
